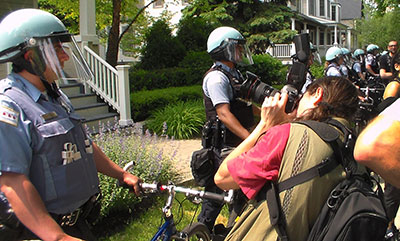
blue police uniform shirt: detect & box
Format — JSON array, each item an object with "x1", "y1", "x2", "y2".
[
  {"x1": 0, "y1": 73, "x2": 99, "y2": 214},
  {"x1": 203, "y1": 61, "x2": 239, "y2": 106},
  {"x1": 0, "y1": 73, "x2": 41, "y2": 175},
  {"x1": 340, "y1": 64, "x2": 348, "y2": 76},
  {"x1": 353, "y1": 62, "x2": 362, "y2": 73},
  {"x1": 326, "y1": 63, "x2": 342, "y2": 77}
]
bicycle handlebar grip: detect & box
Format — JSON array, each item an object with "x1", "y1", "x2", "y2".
[{"x1": 202, "y1": 191, "x2": 225, "y2": 203}]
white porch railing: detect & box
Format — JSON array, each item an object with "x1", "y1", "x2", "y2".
[
  {"x1": 82, "y1": 45, "x2": 133, "y2": 126},
  {"x1": 267, "y1": 44, "x2": 294, "y2": 58}
]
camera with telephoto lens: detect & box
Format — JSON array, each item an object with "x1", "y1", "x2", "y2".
[{"x1": 239, "y1": 33, "x2": 311, "y2": 113}]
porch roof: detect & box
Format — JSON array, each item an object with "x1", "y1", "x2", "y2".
[{"x1": 296, "y1": 13, "x2": 350, "y2": 30}]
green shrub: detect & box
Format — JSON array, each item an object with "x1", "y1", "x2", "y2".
[
  {"x1": 129, "y1": 66, "x2": 207, "y2": 91},
  {"x1": 310, "y1": 62, "x2": 324, "y2": 79},
  {"x1": 243, "y1": 54, "x2": 288, "y2": 86},
  {"x1": 146, "y1": 100, "x2": 205, "y2": 139},
  {"x1": 139, "y1": 20, "x2": 186, "y2": 70},
  {"x1": 178, "y1": 50, "x2": 213, "y2": 69},
  {"x1": 131, "y1": 85, "x2": 203, "y2": 122},
  {"x1": 91, "y1": 122, "x2": 179, "y2": 221}
]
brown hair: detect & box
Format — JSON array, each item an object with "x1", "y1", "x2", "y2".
[{"x1": 295, "y1": 76, "x2": 359, "y2": 122}]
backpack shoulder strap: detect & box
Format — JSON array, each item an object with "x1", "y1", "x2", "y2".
[
  {"x1": 262, "y1": 120, "x2": 345, "y2": 241},
  {"x1": 275, "y1": 120, "x2": 342, "y2": 192}
]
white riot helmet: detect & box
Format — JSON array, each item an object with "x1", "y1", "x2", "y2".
[
  {"x1": 207, "y1": 26, "x2": 253, "y2": 66},
  {"x1": 0, "y1": 9, "x2": 93, "y2": 85}
]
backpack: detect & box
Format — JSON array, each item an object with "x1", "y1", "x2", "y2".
[{"x1": 266, "y1": 119, "x2": 388, "y2": 241}]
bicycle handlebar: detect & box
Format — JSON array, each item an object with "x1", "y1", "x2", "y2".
[
  {"x1": 140, "y1": 182, "x2": 234, "y2": 204},
  {"x1": 121, "y1": 161, "x2": 234, "y2": 204}
]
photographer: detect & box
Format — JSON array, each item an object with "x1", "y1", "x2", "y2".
[
  {"x1": 380, "y1": 41, "x2": 398, "y2": 85},
  {"x1": 197, "y1": 26, "x2": 259, "y2": 233},
  {"x1": 215, "y1": 76, "x2": 359, "y2": 241},
  {"x1": 383, "y1": 52, "x2": 400, "y2": 99},
  {"x1": 299, "y1": 43, "x2": 319, "y2": 94},
  {"x1": 354, "y1": 97, "x2": 400, "y2": 239}
]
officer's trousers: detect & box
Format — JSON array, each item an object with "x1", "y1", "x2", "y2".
[{"x1": 197, "y1": 147, "x2": 247, "y2": 233}]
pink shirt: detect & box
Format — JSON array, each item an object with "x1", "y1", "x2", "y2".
[{"x1": 227, "y1": 123, "x2": 291, "y2": 199}]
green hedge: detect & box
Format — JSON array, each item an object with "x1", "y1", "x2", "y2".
[
  {"x1": 129, "y1": 53, "x2": 289, "y2": 92},
  {"x1": 131, "y1": 85, "x2": 203, "y2": 122},
  {"x1": 243, "y1": 54, "x2": 288, "y2": 86},
  {"x1": 130, "y1": 51, "x2": 212, "y2": 91}
]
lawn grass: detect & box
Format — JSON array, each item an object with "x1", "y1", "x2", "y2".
[{"x1": 99, "y1": 191, "x2": 229, "y2": 241}]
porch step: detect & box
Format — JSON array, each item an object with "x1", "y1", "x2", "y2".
[
  {"x1": 68, "y1": 93, "x2": 99, "y2": 108},
  {"x1": 59, "y1": 83, "x2": 83, "y2": 96},
  {"x1": 75, "y1": 103, "x2": 110, "y2": 120},
  {"x1": 59, "y1": 83, "x2": 119, "y2": 133}
]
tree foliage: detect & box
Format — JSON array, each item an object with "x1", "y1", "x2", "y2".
[
  {"x1": 38, "y1": 0, "x2": 80, "y2": 34},
  {"x1": 139, "y1": 20, "x2": 186, "y2": 70},
  {"x1": 358, "y1": 5, "x2": 400, "y2": 49},
  {"x1": 39, "y1": 0, "x2": 152, "y2": 67},
  {"x1": 370, "y1": 0, "x2": 400, "y2": 16},
  {"x1": 182, "y1": 0, "x2": 297, "y2": 54},
  {"x1": 176, "y1": 17, "x2": 215, "y2": 52}
]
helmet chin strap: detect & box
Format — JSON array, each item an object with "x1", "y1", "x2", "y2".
[{"x1": 41, "y1": 79, "x2": 60, "y2": 99}]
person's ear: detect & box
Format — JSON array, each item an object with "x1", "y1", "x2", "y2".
[
  {"x1": 23, "y1": 50, "x2": 32, "y2": 61},
  {"x1": 312, "y1": 87, "x2": 324, "y2": 106}
]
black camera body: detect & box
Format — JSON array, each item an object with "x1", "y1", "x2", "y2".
[{"x1": 239, "y1": 33, "x2": 311, "y2": 113}]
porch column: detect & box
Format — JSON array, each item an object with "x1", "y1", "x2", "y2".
[
  {"x1": 316, "y1": 27, "x2": 320, "y2": 50},
  {"x1": 347, "y1": 29, "x2": 352, "y2": 50},
  {"x1": 80, "y1": 0, "x2": 96, "y2": 40},
  {"x1": 303, "y1": 23, "x2": 308, "y2": 33},
  {"x1": 291, "y1": 18, "x2": 296, "y2": 31},
  {"x1": 79, "y1": 0, "x2": 99, "y2": 51},
  {"x1": 334, "y1": 25, "x2": 338, "y2": 46},
  {"x1": 117, "y1": 65, "x2": 133, "y2": 127}
]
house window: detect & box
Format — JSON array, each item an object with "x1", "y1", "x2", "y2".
[
  {"x1": 332, "y1": 6, "x2": 336, "y2": 21},
  {"x1": 319, "y1": 32, "x2": 324, "y2": 45},
  {"x1": 154, "y1": 0, "x2": 163, "y2": 8},
  {"x1": 309, "y1": 0, "x2": 315, "y2": 16},
  {"x1": 296, "y1": 0, "x2": 301, "y2": 12},
  {"x1": 327, "y1": 1, "x2": 331, "y2": 18},
  {"x1": 319, "y1": 0, "x2": 325, "y2": 16}
]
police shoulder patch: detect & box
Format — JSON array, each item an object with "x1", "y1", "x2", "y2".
[{"x1": 0, "y1": 104, "x2": 19, "y2": 127}]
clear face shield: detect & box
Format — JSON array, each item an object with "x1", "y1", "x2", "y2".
[
  {"x1": 343, "y1": 54, "x2": 352, "y2": 66},
  {"x1": 27, "y1": 34, "x2": 93, "y2": 85},
  {"x1": 311, "y1": 51, "x2": 321, "y2": 65},
  {"x1": 223, "y1": 39, "x2": 254, "y2": 66}
]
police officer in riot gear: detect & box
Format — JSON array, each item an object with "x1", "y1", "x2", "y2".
[
  {"x1": 0, "y1": 9, "x2": 140, "y2": 241},
  {"x1": 365, "y1": 44, "x2": 380, "y2": 79},
  {"x1": 353, "y1": 49, "x2": 366, "y2": 84},
  {"x1": 198, "y1": 26, "x2": 259, "y2": 233},
  {"x1": 324, "y1": 46, "x2": 344, "y2": 77}
]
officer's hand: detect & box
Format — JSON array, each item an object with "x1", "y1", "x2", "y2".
[{"x1": 121, "y1": 172, "x2": 142, "y2": 196}]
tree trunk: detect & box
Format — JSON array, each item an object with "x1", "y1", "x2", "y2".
[
  {"x1": 106, "y1": 0, "x2": 121, "y2": 67},
  {"x1": 106, "y1": 0, "x2": 157, "y2": 67}
]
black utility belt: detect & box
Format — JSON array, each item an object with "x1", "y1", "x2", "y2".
[{"x1": 51, "y1": 193, "x2": 101, "y2": 227}]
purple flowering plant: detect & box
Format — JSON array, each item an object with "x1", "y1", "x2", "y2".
[{"x1": 87, "y1": 118, "x2": 179, "y2": 219}]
